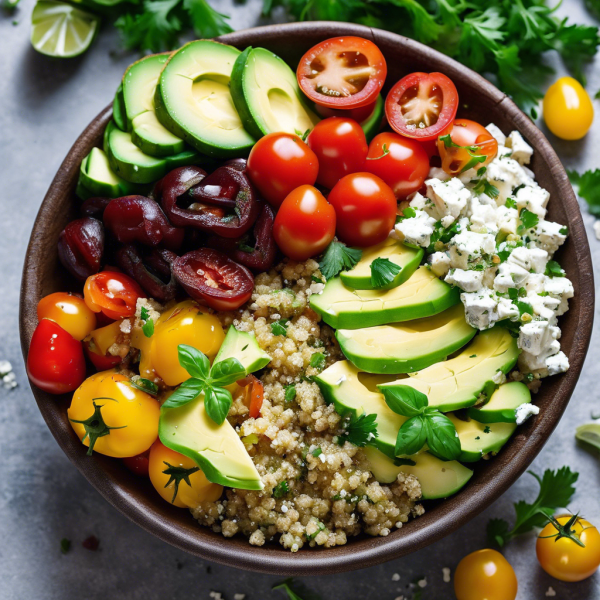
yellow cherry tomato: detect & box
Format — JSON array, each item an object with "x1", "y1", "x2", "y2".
[
  {"x1": 543, "y1": 77, "x2": 594, "y2": 140},
  {"x1": 68, "y1": 370, "x2": 159, "y2": 458},
  {"x1": 148, "y1": 440, "x2": 223, "y2": 508},
  {"x1": 37, "y1": 292, "x2": 97, "y2": 341},
  {"x1": 132, "y1": 300, "x2": 224, "y2": 386},
  {"x1": 536, "y1": 515, "x2": 600, "y2": 582},
  {"x1": 454, "y1": 549, "x2": 518, "y2": 600}
]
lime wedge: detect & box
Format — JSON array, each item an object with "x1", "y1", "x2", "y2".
[
  {"x1": 576, "y1": 423, "x2": 600, "y2": 452},
  {"x1": 31, "y1": 0, "x2": 99, "y2": 58}
]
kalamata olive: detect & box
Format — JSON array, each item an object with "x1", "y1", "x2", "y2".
[
  {"x1": 206, "y1": 204, "x2": 276, "y2": 271},
  {"x1": 115, "y1": 245, "x2": 178, "y2": 303},
  {"x1": 58, "y1": 217, "x2": 104, "y2": 281},
  {"x1": 222, "y1": 158, "x2": 247, "y2": 172},
  {"x1": 103, "y1": 196, "x2": 184, "y2": 251},
  {"x1": 173, "y1": 248, "x2": 254, "y2": 311},
  {"x1": 161, "y1": 166, "x2": 259, "y2": 239},
  {"x1": 80, "y1": 197, "x2": 112, "y2": 219}
]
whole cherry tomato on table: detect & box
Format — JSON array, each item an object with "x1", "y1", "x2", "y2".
[
  {"x1": 273, "y1": 185, "x2": 336, "y2": 261},
  {"x1": 385, "y1": 72, "x2": 458, "y2": 142},
  {"x1": 327, "y1": 173, "x2": 397, "y2": 247},
  {"x1": 37, "y1": 292, "x2": 97, "y2": 341},
  {"x1": 84, "y1": 271, "x2": 144, "y2": 320},
  {"x1": 364, "y1": 132, "x2": 430, "y2": 200},
  {"x1": 543, "y1": 77, "x2": 594, "y2": 140},
  {"x1": 27, "y1": 319, "x2": 86, "y2": 394},
  {"x1": 247, "y1": 133, "x2": 318, "y2": 208},
  {"x1": 307, "y1": 117, "x2": 368, "y2": 189},
  {"x1": 454, "y1": 549, "x2": 518, "y2": 600}
]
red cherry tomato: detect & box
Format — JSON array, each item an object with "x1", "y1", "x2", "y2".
[
  {"x1": 307, "y1": 117, "x2": 368, "y2": 189},
  {"x1": 437, "y1": 118, "x2": 498, "y2": 176},
  {"x1": 386, "y1": 72, "x2": 459, "y2": 141},
  {"x1": 84, "y1": 343, "x2": 122, "y2": 371},
  {"x1": 123, "y1": 450, "x2": 151, "y2": 477},
  {"x1": 83, "y1": 271, "x2": 144, "y2": 320},
  {"x1": 328, "y1": 173, "x2": 397, "y2": 247},
  {"x1": 297, "y1": 37, "x2": 387, "y2": 109},
  {"x1": 364, "y1": 132, "x2": 430, "y2": 200},
  {"x1": 313, "y1": 99, "x2": 378, "y2": 123},
  {"x1": 273, "y1": 185, "x2": 336, "y2": 261},
  {"x1": 247, "y1": 133, "x2": 319, "y2": 208},
  {"x1": 27, "y1": 319, "x2": 86, "y2": 394}
]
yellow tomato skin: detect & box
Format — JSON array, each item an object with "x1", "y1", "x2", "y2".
[
  {"x1": 68, "y1": 370, "x2": 159, "y2": 458},
  {"x1": 37, "y1": 292, "x2": 97, "y2": 341},
  {"x1": 148, "y1": 440, "x2": 223, "y2": 508},
  {"x1": 536, "y1": 516, "x2": 600, "y2": 582},
  {"x1": 543, "y1": 77, "x2": 594, "y2": 140},
  {"x1": 132, "y1": 300, "x2": 224, "y2": 387},
  {"x1": 454, "y1": 549, "x2": 518, "y2": 600}
]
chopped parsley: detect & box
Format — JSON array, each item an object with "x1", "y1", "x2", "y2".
[
  {"x1": 271, "y1": 319, "x2": 289, "y2": 336},
  {"x1": 311, "y1": 447, "x2": 322, "y2": 458},
  {"x1": 273, "y1": 480, "x2": 290, "y2": 498},
  {"x1": 140, "y1": 306, "x2": 154, "y2": 338},
  {"x1": 284, "y1": 384, "x2": 297, "y2": 403},
  {"x1": 336, "y1": 413, "x2": 379, "y2": 447},
  {"x1": 319, "y1": 241, "x2": 362, "y2": 280},
  {"x1": 370, "y1": 257, "x2": 402, "y2": 288},
  {"x1": 569, "y1": 169, "x2": 600, "y2": 216},
  {"x1": 517, "y1": 208, "x2": 539, "y2": 234},
  {"x1": 545, "y1": 260, "x2": 565, "y2": 277},
  {"x1": 309, "y1": 352, "x2": 326, "y2": 370}
]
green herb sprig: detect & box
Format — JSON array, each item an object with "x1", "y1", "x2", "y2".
[
  {"x1": 439, "y1": 134, "x2": 487, "y2": 173},
  {"x1": 370, "y1": 257, "x2": 401, "y2": 288},
  {"x1": 140, "y1": 306, "x2": 154, "y2": 338},
  {"x1": 336, "y1": 413, "x2": 379, "y2": 447},
  {"x1": 319, "y1": 241, "x2": 362, "y2": 280}
]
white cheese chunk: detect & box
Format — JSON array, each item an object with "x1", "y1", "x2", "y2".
[
  {"x1": 486, "y1": 157, "x2": 534, "y2": 203},
  {"x1": 507, "y1": 246, "x2": 549, "y2": 274},
  {"x1": 485, "y1": 123, "x2": 506, "y2": 146},
  {"x1": 497, "y1": 297, "x2": 520, "y2": 321},
  {"x1": 409, "y1": 191, "x2": 441, "y2": 220},
  {"x1": 526, "y1": 220, "x2": 568, "y2": 255},
  {"x1": 460, "y1": 289, "x2": 498, "y2": 330},
  {"x1": 429, "y1": 252, "x2": 451, "y2": 277},
  {"x1": 425, "y1": 177, "x2": 471, "y2": 220},
  {"x1": 515, "y1": 403, "x2": 540, "y2": 425},
  {"x1": 395, "y1": 210, "x2": 437, "y2": 248},
  {"x1": 546, "y1": 351, "x2": 570, "y2": 375},
  {"x1": 445, "y1": 268, "x2": 484, "y2": 292},
  {"x1": 448, "y1": 231, "x2": 496, "y2": 269},
  {"x1": 493, "y1": 262, "x2": 530, "y2": 293},
  {"x1": 518, "y1": 320, "x2": 560, "y2": 355},
  {"x1": 506, "y1": 131, "x2": 533, "y2": 165},
  {"x1": 515, "y1": 185, "x2": 549, "y2": 219}
]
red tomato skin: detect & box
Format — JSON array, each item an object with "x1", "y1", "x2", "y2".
[
  {"x1": 273, "y1": 185, "x2": 336, "y2": 261},
  {"x1": 314, "y1": 100, "x2": 377, "y2": 123},
  {"x1": 83, "y1": 343, "x2": 122, "y2": 371},
  {"x1": 84, "y1": 271, "x2": 145, "y2": 320},
  {"x1": 364, "y1": 132, "x2": 430, "y2": 200},
  {"x1": 247, "y1": 133, "x2": 319, "y2": 208},
  {"x1": 307, "y1": 117, "x2": 368, "y2": 189},
  {"x1": 123, "y1": 451, "x2": 150, "y2": 477},
  {"x1": 27, "y1": 319, "x2": 86, "y2": 395},
  {"x1": 328, "y1": 173, "x2": 397, "y2": 247}
]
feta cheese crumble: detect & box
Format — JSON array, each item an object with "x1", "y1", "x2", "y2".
[{"x1": 515, "y1": 403, "x2": 540, "y2": 425}]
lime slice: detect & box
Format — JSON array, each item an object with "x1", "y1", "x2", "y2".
[
  {"x1": 31, "y1": 0, "x2": 99, "y2": 58},
  {"x1": 576, "y1": 423, "x2": 600, "y2": 451}
]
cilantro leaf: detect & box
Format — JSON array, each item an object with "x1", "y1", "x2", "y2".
[
  {"x1": 319, "y1": 242, "x2": 362, "y2": 280},
  {"x1": 370, "y1": 257, "x2": 402, "y2": 288},
  {"x1": 337, "y1": 413, "x2": 379, "y2": 447},
  {"x1": 273, "y1": 480, "x2": 290, "y2": 498},
  {"x1": 545, "y1": 260, "x2": 565, "y2": 278},
  {"x1": 569, "y1": 169, "x2": 600, "y2": 216},
  {"x1": 309, "y1": 352, "x2": 325, "y2": 370},
  {"x1": 183, "y1": 0, "x2": 232, "y2": 38},
  {"x1": 271, "y1": 319, "x2": 289, "y2": 337}
]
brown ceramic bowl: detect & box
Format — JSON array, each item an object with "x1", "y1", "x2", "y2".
[{"x1": 20, "y1": 22, "x2": 594, "y2": 575}]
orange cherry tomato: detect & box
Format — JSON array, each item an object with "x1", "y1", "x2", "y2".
[
  {"x1": 83, "y1": 271, "x2": 144, "y2": 320},
  {"x1": 37, "y1": 292, "x2": 97, "y2": 341},
  {"x1": 454, "y1": 549, "x2": 518, "y2": 600},
  {"x1": 273, "y1": 185, "x2": 336, "y2": 261},
  {"x1": 239, "y1": 374, "x2": 264, "y2": 419}
]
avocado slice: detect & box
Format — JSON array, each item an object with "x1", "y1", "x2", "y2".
[
  {"x1": 79, "y1": 147, "x2": 141, "y2": 198},
  {"x1": 315, "y1": 360, "x2": 405, "y2": 458},
  {"x1": 104, "y1": 121, "x2": 200, "y2": 184},
  {"x1": 230, "y1": 46, "x2": 320, "y2": 139},
  {"x1": 123, "y1": 53, "x2": 187, "y2": 157},
  {"x1": 363, "y1": 446, "x2": 473, "y2": 499},
  {"x1": 214, "y1": 326, "x2": 271, "y2": 375},
  {"x1": 378, "y1": 328, "x2": 520, "y2": 412},
  {"x1": 467, "y1": 381, "x2": 532, "y2": 423},
  {"x1": 360, "y1": 94, "x2": 384, "y2": 142},
  {"x1": 155, "y1": 40, "x2": 255, "y2": 158},
  {"x1": 310, "y1": 266, "x2": 459, "y2": 330},
  {"x1": 112, "y1": 83, "x2": 127, "y2": 131},
  {"x1": 160, "y1": 395, "x2": 263, "y2": 491},
  {"x1": 336, "y1": 303, "x2": 476, "y2": 375},
  {"x1": 448, "y1": 413, "x2": 517, "y2": 462},
  {"x1": 340, "y1": 238, "x2": 423, "y2": 291}
]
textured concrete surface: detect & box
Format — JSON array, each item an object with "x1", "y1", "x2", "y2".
[{"x1": 1, "y1": 1, "x2": 600, "y2": 598}]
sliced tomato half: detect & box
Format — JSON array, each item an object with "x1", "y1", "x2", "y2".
[
  {"x1": 297, "y1": 36, "x2": 387, "y2": 109},
  {"x1": 385, "y1": 72, "x2": 459, "y2": 141}
]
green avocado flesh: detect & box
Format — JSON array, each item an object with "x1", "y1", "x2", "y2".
[
  {"x1": 155, "y1": 40, "x2": 255, "y2": 157},
  {"x1": 467, "y1": 381, "x2": 532, "y2": 423},
  {"x1": 340, "y1": 237, "x2": 423, "y2": 291},
  {"x1": 448, "y1": 413, "x2": 517, "y2": 462},
  {"x1": 315, "y1": 360, "x2": 405, "y2": 458},
  {"x1": 336, "y1": 303, "x2": 476, "y2": 375},
  {"x1": 104, "y1": 121, "x2": 200, "y2": 184},
  {"x1": 214, "y1": 326, "x2": 271, "y2": 374},
  {"x1": 378, "y1": 328, "x2": 520, "y2": 412},
  {"x1": 160, "y1": 396, "x2": 263, "y2": 490},
  {"x1": 79, "y1": 147, "x2": 139, "y2": 197},
  {"x1": 363, "y1": 446, "x2": 473, "y2": 499},
  {"x1": 230, "y1": 46, "x2": 320, "y2": 139},
  {"x1": 112, "y1": 83, "x2": 127, "y2": 131},
  {"x1": 310, "y1": 266, "x2": 459, "y2": 330},
  {"x1": 360, "y1": 94, "x2": 384, "y2": 142},
  {"x1": 123, "y1": 53, "x2": 186, "y2": 157}
]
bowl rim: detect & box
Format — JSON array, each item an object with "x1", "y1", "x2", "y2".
[{"x1": 19, "y1": 21, "x2": 595, "y2": 575}]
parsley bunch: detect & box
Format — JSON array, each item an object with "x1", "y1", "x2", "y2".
[{"x1": 569, "y1": 169, "x2": 600, "y2": 216}]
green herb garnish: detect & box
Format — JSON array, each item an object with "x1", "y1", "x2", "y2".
[
  {"x1": 319, "y1": 241, "x2": 362, "y2": 280},
  {"x1": 370, "y1": 257, "x2": 402, "y2": 288}
]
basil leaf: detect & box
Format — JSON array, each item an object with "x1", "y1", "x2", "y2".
[
  {"x1": 178, "y1": 344, "x2": 210, "y2": 380},
  {"x1": 370, "y1": 257, "x2": 402, "y2": 288},
  {"x1": 209, "y1": 357, "x2": 246, "y2": 387},
  {"x1": 204, "y1": 385, "x2": 233, "y2": 425},
  {"x1": 381, "y1": 385, "x2": 429, "y2": 417},
  {"x1": 425, "y1": 412, "x2": 462, "y2": 461},
  {"x1": 161, "y1": 378, "x2": 205, "y2": 409},
  {"x1": 395, "y1": 415, "x2": 428, "y2": 457}
]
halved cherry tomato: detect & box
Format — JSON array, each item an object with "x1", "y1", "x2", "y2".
[
  {"x1": 328, "y1": 173, "x2": 397, "y2": 247},
  {"x1": 454, "y1": 549, "x2": 518, "y2": 600},
  {"x1": 37, "y1": 292, "x2": 97, "y2": 341},
  {"x1": 83, "y1": 271, "x2": 144, "y2": 320},
  {"x1": 313, "y1": 99, "x2": 378, "y2": 123},
  {"x1": 83, "y1": 319, "x2": 126, "y2": 371},
  {"x1": 297, "y1": 36, "x2": 387, "y2": 109},
  {"x1": 239, "y1": 374, "x2": 265, "y2": 419},
  {"x1": 364, "y1": 132, "x2": 430, "y2": 200},
  {"x1": 386, "y1": 72, "x2": 458, "y2": 141},
  {"x1": 307, "y1": 117, "x2": 368, "y2": 189},
  {"x1": 273, "y1": 185, "x2": 336, "y2": 261},
  {"x1": 123, "y1": 450, "x2": 150, "y2": 477},
  {"x1": 437, "y1": 118, "x2": 498, "y2": 176},
  {"x1": 27, "y1": 319, "x2": 86, "y2": 394},
  {"x1": 247, "y1": 133, "x2": 319, "y2": 208}
]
